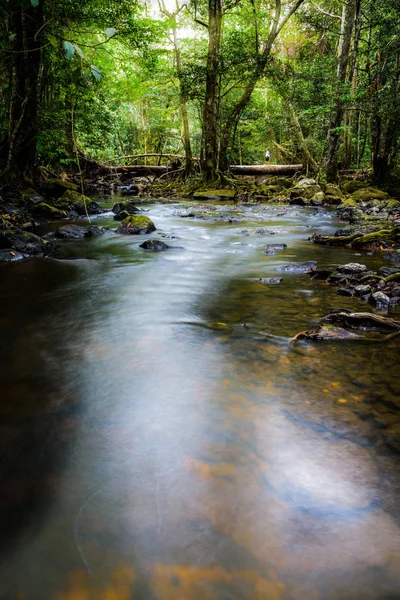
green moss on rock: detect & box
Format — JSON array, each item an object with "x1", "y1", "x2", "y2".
[
  {"x1": 117, "y1": 215, "x2": 156, "y2": 234},
  {"x1": 45, "y1": 179, "x2": 78, "y2": 198},
  {"x1": 351, "y1": 187, "x2": 389, "y2": 202},
  {"x1": 31, "y1": 203, "x2": 64, "y2": 219},
  {"x1": 342, "y1": 180, "x2": 367, "y2": 194},
  {"x1": 54, "y1": 190, "x2": 92, "y2": 214},
  {"x1": 193, "y1": 189, "x2": 235, "y2": 199}
]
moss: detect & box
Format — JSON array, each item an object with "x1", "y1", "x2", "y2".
[
  {"x1": 353, "y1": 228, "x2": 400, "y2": 247},
  {"x1": 193, "y1": 189, "x2": 235, "y2": 199},
  {"x1": 32, "y1": 202, "x2": 65, "y2": 219},
  {"x1": 53, "y1": 190, "x2": 92, "y2": 214},
  {"x1": 342, "y1": 180, "x2": 367, "y2": 194},
  {"x1": 351, "y1": 187, "x2": 389, "y2": 202},
  {"x1": 338, "y1": 197, "x2": 357, "y2": 207},
  {"x1": 117, "y1": 215, "x2": 156, "y2": 234},
  {"x1": 386, "y1": 200, "x2": 400, "y2": 209},
  {"x1": 45, "y1": 178, "x2": 78, "y2": 198}
]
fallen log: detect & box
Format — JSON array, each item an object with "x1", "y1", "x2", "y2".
[{"x1": 105, "y1": 164, "x2": 304, "y2": 176}]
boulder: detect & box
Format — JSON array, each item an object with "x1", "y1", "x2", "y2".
[
  {"x1": 139, "y1": 239, "x2": 170, "y2": 251},
  {"x1": 341, "y1": 180, "x2": 366, "y2": 194},
  {"x1": 324, "y1": 184, "x2": 344, "y2": 205},
  {"x1": 117, "y1": 215, "x2": 156, "y2": 235},
  {"x1": 54, "y1": 190, "x2": 92, "y2": 215},
  {"x1": 369, "y1": 291, "x2": 390, "y2": 309},
  {"x1": 31, "y1": 203, "x2": 65, "y2": 219},
  {"x1": 52, "y1": 224, "x2": 105, "y2": 239},
  {"x1": 292, "y1": 325, "x2": 361, "y2": 342},
  {"x1": 45, "y1": 178, "x2": 78, "y2": 198},
  {"x1": 117, "y1": 184, "x2": 139, "y2": 196},
  {"x1": 0, "y1": 229, "x2": 52, "y2": 255},
  {"x1": 112, "y1": 201, "x2": 139, "y2": 215},
  {"x1": 336, "y1": 263, "x2": 367, "y2": 275},
  {"x1": 351, "y1": 187, "x2": 389, "y2": 202}
]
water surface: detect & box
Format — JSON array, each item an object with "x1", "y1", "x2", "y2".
[{"x1": 1, "y1": 202, "x2": 399, "y2": 599}]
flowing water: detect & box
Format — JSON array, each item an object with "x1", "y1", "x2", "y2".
[{"x1": 0, "y1": 201, "x2": 400, "y2": 600}]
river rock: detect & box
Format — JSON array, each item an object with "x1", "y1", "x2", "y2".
[
  {"x1": 377, "y1": 266, "x2": 400, "y2": 278},
  {"x1": 54, "y1": 190, "x2": 92, "y2": 215},
  {"x1": 139, "y1": 239, "x2": 170, "y2": 251},
  {"x1": 276, "y1": 261, "x2": 317, "y2": 273},
  {"x1": 259, "y1": 277, "x2": 283, "y2": 284},
  {"x1": 53, "y1": 225, "x2": 104, "y2": 239},
  {"x1": 117, "y1": 215, "x2": 156, "y2": 235},
  {"x1": 369, "y1": 291, "x2": 390, "y2": 309},
  {"x1": 336, "y1": 288, "x2": 353, "y2": 296},
  {"x1": 112, "y1": 201, "x2": 139, "y2": 215},
  {"x1": 351, "y1": 187, "x2": 389, "y2": 202},
  {"x1": 354, "y1": 285, "x2": 371, "y2": 295},
  {"x1": 336, "y1": 263, "x2": 367, "y2": 275},
  {"x1": 44, "y1": 178, "x2": 78, "y2": 198},
  {"x1": 0, "y1": 249, "x2": 25, "y2": 262},
  {"x1": 31, "y1": 202, "x2": 65, "y2": 219},
  {"x1": 293, "y1": 325, "x2": 361, "y2": 341},
  {"x1": 117, "y1": 184, "x2": 139, "y2": 196},
  {"x1": 0, "y1": 229, "x2": 51, "y2": 255},
  {"x1": 87, "y1": 201, "x2": 104, "y2": 215}
]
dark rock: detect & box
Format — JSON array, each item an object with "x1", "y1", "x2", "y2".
[
  {"x1": 390, "y1": 296, "x2": 400, "y2": 307},
  {"x1": 384, "y1": 252, "x2": 400, "y2": 263},
  {"x1": 310, "y1": 269, "x2": 333, "y2": 280},
  {"x1": 276, "y1": 261, "x2": 317, "y2": 273},
  {"x1": 377, "y1": 266, "x2": 400, "y2": 278},
  {"x1": 31, "y1": 202, "x2": 65, "y2": 219},
  {"x1": 112, "y1": 201, "x2": 139, "y2": 215},
  {"x1": 53, "y1": 224, "x2": 104, "y2": 239},
  {"x1": 354, "y1": 284, "x2": 371, "y2": 295},
  {"x1": 114, "y1": 210, "x2": 130, "y2": 221},
  {"x1": 369, "y1": 291, "x2": 390, "y2": 309},
  {"x1": 117, "y1": 184, "x2": 139, "y2": 196},
  {"x1": 259, "y1": 277, "x2": 283, "y2": 284},
  {"x1": 0, "y1": 249, "x2": 25, "y2": 262},
  {"x1": 87, "y1": 201, "x2": 104, "y2": 215},
  {"x1": 0, "y1": 229, "x2": 51, "y2": 255},
  {"x1": 289, "y1": 197, "x2": 308, "y2": 206},
  {"x1": 54, "y1": 225, "x2": 87, "y2": 239},
  {"x1": 336, "y1": 288, "x2": 354, "y2": 296},
  {"x1": 45, "y1": 178, "x2": 78, "y2": 198},
  {"x1": 139, "y1": 239, "x2": 170, "y2": 251}
]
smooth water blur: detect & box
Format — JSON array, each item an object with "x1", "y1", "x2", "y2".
[{"x1": 0, "y1": 202, "x2": 400, "y2": 600}]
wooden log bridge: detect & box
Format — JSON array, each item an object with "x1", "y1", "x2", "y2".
[{"x1": 108, "y1": 164, "x2": 303, "y2": 176}]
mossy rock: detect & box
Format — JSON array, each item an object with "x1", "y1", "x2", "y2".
[
  {"x1": 193, "y1": 189, "x2": 235, "y2": 199},
  {"x1": 342, "y1": 180, "x2": 367, "y2": 194},
  {"x1": 54, "y1": 190, "x2": 92, "y2": 215},
  {"x1": 117, "y1": 215, "x2": 156, "y2": 235},
  {"x1": 275, "y1": 177, "x2": 294, "y2": 189},
  {"x1": 351, "y1": 187, "x2": 389, "y2": 202},
  {"x1": 19, "y1": 188, "x2": 43, "y2": 202},
  {"x1": 353, "y1": 228, "x2": 400, "y2": 247},
  {"x1": 386, "y1": 199, "x2": 400, "y2": 209},
  {"x1": 31, "y1": 203, "x2": 65, "y2": 219},
  {"x1": 112, "y1": 201, "x2": 139, "y2": 215},
  {"x1": 45, "y1": 179, "x2": 78, "y2": 198},
  {"x1": 324, "y1": 184, "x2": 344, "y2": 205},
  {"x1": 0, "y1": 229, "x2": 51, "y2": 255},
  {"x1": 257, "y1": 184, "x2": 282, "y2": 197},
  {"x1": 338, "y1": 197, "x2": 357, "y2": 208}
]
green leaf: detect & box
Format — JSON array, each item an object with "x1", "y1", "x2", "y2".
[
  {"x1": 63, "y1": 41, "x2": 75, "y2": 59},
  {"x1": 9, "y1": 33, "x2": 16, "y2": 42},
  {"x1": 31, "y1": 0, "x2": 39, "y2": 6},
  {"x1": 90, "y1": 65, "x2": 102, "y2": 81},
  {"x1": 75, "y1": 44, "x2": 84, "y2": 58},
  {"x1": 105, "y1": 27, "x2": 117, "y2": 38},
  {"x1": 46, "y1": 33, "x2": 58, "y2": 49}
]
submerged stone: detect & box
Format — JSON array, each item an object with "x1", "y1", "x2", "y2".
[
  {"x1": 259, "y1": 277, "x2": 283, "y2": 284},
  {"x1": 276, "y1": 261, "x2": 317, "y2": 273},
  {"x1": 139, "y1": 239, "x2": 170, "y2": 251}
]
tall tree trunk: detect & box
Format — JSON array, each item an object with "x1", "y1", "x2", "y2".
[
  {"x1": 343, "y1": 0, "x2": 361, "y2": 169},
  {"x1": 323, "y1": 0, "x2": 357, "y2": 181},
  {"x1": 1, "y1": 1, "x2": 43, "y2": 181},
  {"x1": 172, "y1": 27, "x2": 193, "y2": 176},
  {"x1": 201, "y1": 0, "x2": 223, "y2": 180}
]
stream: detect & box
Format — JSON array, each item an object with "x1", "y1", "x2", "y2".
[{"x1": 0, "y1": 200, "x2": 399, "y2": 599}]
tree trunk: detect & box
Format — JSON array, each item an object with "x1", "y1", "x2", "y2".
[
  {"x1": 343, "y1": 0, "x2": 361, "y2": 169},
  {"x1": 323, "y1": 0, "x2": 357, "y2": 181},
  {"x1": 1, "y1": 1, "x2": 43, "y2": 181},
  {"x1": 172, "y1": 28, "x2": 194, "y2": 176},
  {"x1": 201, "y1": 0, "x2": 223, "y2": 180}
]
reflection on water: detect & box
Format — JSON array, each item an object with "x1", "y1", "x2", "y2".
[{"x1": 0, "y1": 203, "x2": 399, "y2": 599}]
